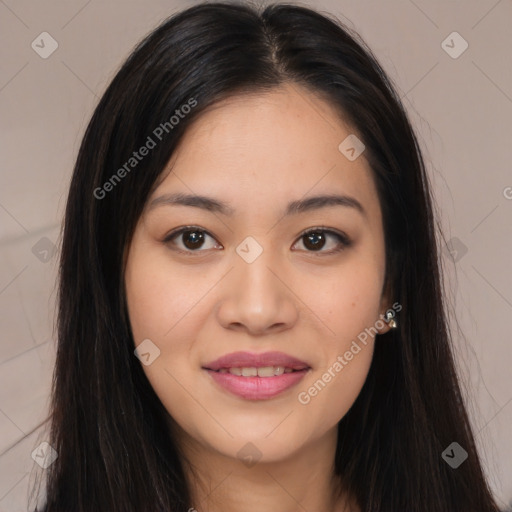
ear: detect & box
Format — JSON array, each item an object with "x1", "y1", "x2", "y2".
[
  {"x1": 377, "y1": 313, "x2": 394, "y2": 335},
  {"x1": 377, "y1": 276, "x2": 394, "y2": 335}
]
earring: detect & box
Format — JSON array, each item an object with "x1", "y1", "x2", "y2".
[{"x1": 384, "y1": 310, "x2": 398, "y2": 329}]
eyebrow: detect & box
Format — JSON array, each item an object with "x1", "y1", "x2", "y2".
[{"x1": 147, "y1": 192, "x2": 366, "y2": 218}]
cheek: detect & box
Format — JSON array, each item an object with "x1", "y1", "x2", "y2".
[
  {"x1": 125, "y1": 250, "x2": 209, "y2": 428},
  {"x1": 124, "y1": 245, "x2": 217, "y2": 406},
  {"x1": 294, "y1": 264, "x2": 381, "y2": 417},
  {"x1": 308, "y1": 260, "x2": 383, "y2": 347},
  {"x1": 297, "y1": 345, "x2": 374, "y2": 436},
  {"x1": 125, "y1": 246, "x2": 209, "y2": 345}
]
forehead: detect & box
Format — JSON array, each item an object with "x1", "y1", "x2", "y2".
[{"x1": 149, "y1": 84, "x2": 380, "y2": 223}]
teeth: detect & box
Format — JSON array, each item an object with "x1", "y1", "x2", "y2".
[
  {"x1": 257, "y1": 366, "x2": 277, "y2": 377},
  {"x1": 220, "y1": 366, "x2": 295, "y2": 377}
]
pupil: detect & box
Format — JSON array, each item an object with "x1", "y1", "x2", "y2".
[
  {"x1": 304, "y1": 232, "x2": 325, "y2": 251},
  {"x1": 183, "y1": 230, "x2": 204, "y2": 249}
]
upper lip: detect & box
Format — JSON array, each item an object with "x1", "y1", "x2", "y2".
[{"x1": 203, "y1": 351, "x2": 310, "y2": 371}]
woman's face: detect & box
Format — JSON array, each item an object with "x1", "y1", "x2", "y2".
[{"x1": 125, "y1": 83, "x2": 392, "y2": 463}]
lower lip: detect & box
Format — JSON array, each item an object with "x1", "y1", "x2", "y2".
[{"x1": 205, "y1": 369, "x2": 309, "y2": 400}]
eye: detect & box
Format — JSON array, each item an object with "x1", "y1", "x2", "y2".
[
  {"x1": 163, "y1": 226, "x2": 221, "y2": 254},
  {"x1": 293, "y1": 227, "x2": 352, "y2": 255},
  {"x1": 163, "y1": 225, "x2": 351, "y2": 255}
]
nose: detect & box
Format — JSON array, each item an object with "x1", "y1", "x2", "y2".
[{"x1": 215, "y1": 248, "x2": 299, "y2": 336}]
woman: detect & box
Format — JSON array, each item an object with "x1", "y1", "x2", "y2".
[{"x1": 32, "y1": 2, "x2": 500, "y2": 511}]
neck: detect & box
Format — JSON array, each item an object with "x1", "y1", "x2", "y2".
[{"x1": 175, "y1": 426, "x2": 357, "y2": 512}]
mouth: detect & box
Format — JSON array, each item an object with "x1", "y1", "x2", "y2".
[
  {"x1": 203, "y1": 350, "x2": 310, "y2": 372},
  {"x1": 209, "y1": 366, "x2": 306, "y2": 377},
  {"x1": 202, "y1": 351, "x2": 311, "y2": 400}
]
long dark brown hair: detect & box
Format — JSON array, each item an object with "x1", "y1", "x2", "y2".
[{"x1": 30, "y1": 2, "x2": 500, "y2": 510}]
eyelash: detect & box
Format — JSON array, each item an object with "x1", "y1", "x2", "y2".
[{"x1": 162, "y1": 225, "x2": 352, "y2": 256}]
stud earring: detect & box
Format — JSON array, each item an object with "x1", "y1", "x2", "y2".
[{"x1": 384, "y1": 310, "x2": 398, "y2": 329}]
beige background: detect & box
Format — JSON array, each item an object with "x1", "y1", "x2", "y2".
[{"x1": 0, "y1": 0, "x2": 511, "y2": 510}]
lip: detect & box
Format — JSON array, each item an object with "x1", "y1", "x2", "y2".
[
  {"x1": 202, "y1": 351, "x2": 310, "y2": 400},
  {"x1": 203, "y1": 351, "x2": 310, "y2": 371}
]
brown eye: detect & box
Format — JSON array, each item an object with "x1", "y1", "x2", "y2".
[
  {"x1": 163, "y1": 226, "x2": 351, "y2": 256},
  {"x1": 294, "y1": 228, "x2": 351, "y2": 254},
  {"x1": 181, "y1": 229, "x2": 205, "y2": 250},
  {"x1": 303, "y1": 231, "x2": 327, "y2": 250},
  {"x1": 164, "y1": 227, "x2": 221, "y2": 253}
]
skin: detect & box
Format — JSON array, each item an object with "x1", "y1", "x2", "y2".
[{"x1": 124, "y1": 82, "x2": 393, "y2": 512}]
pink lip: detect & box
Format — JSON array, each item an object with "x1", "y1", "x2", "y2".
[
  {"x1": 203, "y1": 351, "x2": 310, "y2": 371},
  {"x1": 202, "y1": 351, "x2": 310, "y2": 400}
]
